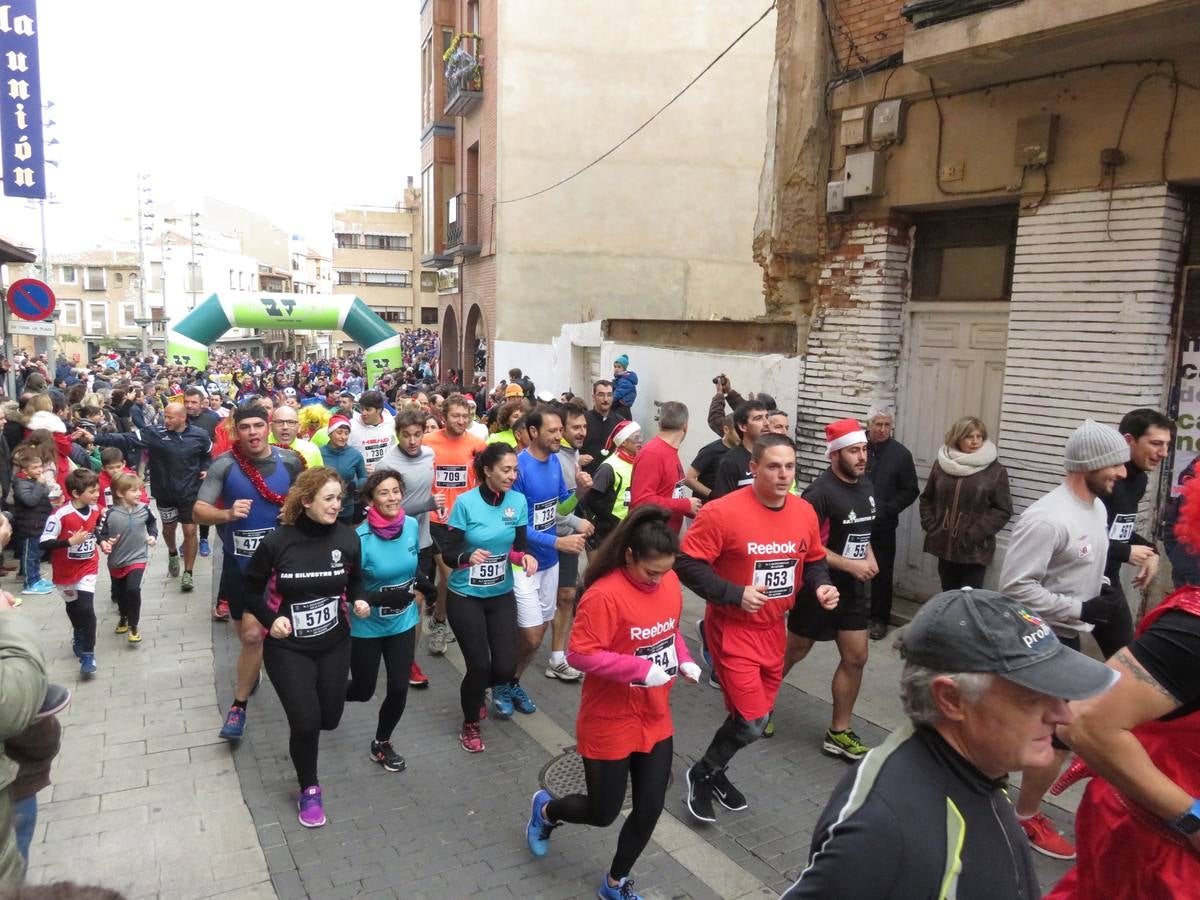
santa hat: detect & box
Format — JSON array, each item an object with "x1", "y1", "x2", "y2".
[
  {"x1": 826, "y1": 418, "x2": 867, "y2": 457},
  {"x1": 607, "y1": 420, "x2": 642, "y2": 451},
  {"x1": 328, "y1": 414, "x2": 352, "y2": 432}
]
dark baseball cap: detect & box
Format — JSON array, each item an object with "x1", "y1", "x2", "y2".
[{"x1": 899, "y1": 588, "x2": 1118, "y2": 701}]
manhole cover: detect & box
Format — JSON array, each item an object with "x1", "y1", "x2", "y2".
[{"x1": 538, "y1": 749, "x2": 672, "y2": 809}]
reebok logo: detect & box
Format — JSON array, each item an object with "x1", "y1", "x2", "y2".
[
  {"x1": 748, "y1": 541, "x2": 798, "y2": 555},
  {"x1": 630, "y1": 617, "x2": 676, "y2": 640}
]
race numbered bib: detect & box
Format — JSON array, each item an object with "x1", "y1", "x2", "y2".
[
  {"x1": 632, "y1": 634, "x2": 679, "y2": 687},
  {"x1": 290, "y1": 596, "x2": 340, "y2": 639},
  {"x1": 1109, "y1": 513, "x2": 1136, "y2": 542},
  {"x1": 469, "y1": 553, "x2": 507, "y2": 587},
  {"x1": 672, "y1": 480, "x2": 686, "y2": 500},
  {"x1": 376, "y1": 580, "x2": 415, "y2": 616},
  {"x1": 362, "y1": 442, "x2": 388, "y2": 464},
  {"x1": 842, "y1": 532, "x2": 870, "y2": 561},
  {"x1": 753, "y1": 558, "x2": 798, "y2": 599},
  {"x1": 67, "y1": 534, "x2": 96, "y2": 560},
  {"x1": 532, "y1": 498, "x2": 556, "y2": 532},
  {"x1": 233, "y1": 528, "x2": 272, "y2": 558},
  {"x1": 158, "y1": 506, "x2": 179, "y2": 524},
  {"x1": 435, "y1": 465, "x2": 468, "y2": 489},
  {"x1": 622, "y1": 489, "x2": 631, "y2": 506}
]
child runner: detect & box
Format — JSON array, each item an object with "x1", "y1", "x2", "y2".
[
  {"x1": 97, "y1": 447, "x2": 149, "y2": 511},
  {"x1": 525, "y1": 506, "x2": 700, "y2": 900},
  {"x1": 39, "y1": 469, "x2": 102, "y2": 676},
  {"x1": 97, "y1": 472, "x2": 158, "y2": 643},
  {"x1": 11, "y1": 447, "x2": 55, "y2": 596}
]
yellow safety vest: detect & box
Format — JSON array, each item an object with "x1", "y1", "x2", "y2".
[{"x1": 608, "y1": 455, "x2": 634, "y2": 522}]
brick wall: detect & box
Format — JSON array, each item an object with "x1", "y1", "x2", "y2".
[
  {"x1": 796, "y1": 217, "x2": 910, "y2": 486},
  {"x1": 830, "y1": 0, "x2": 908, "y2": 70}
]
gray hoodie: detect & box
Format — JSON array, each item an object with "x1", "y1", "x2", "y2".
[{"x1": 96, "y1": 502, "x2": 159, "y2": 571}]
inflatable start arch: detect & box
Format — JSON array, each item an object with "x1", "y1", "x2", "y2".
[{"x1": 166, "y1": 293, "x2": 404, "y2": 385}]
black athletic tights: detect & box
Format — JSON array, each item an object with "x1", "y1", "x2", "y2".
[
  {"x1": 110, "y1": 568, "x2": 144, "y2": 629},
  {"x1": 445, "y1": 590, "x2": 517, "y2": 724},
  {"x1": 263, "y1": 637, "x2": 351, "y2": 789},
  {"x1": 545, "y1": 737, "x2": 673, "y2": 881},
  {"x1": 346, "y1": 629, "x2": 416, "y2": 742},
  {"x1": 63, "y1": 590, "x2": 96, "y2": 653}
]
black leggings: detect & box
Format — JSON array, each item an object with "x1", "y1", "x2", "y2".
[
  {"x1": 110, "y1": 568, "x2": 144, "y2": 629},
  {"x1": 63, "y1": 590, "x2": 96, "y2": 653},
  {"x1": 937, "y1": 559, "x2": 988, "y2": 591},
  {"x1": 263, "y1": 637, "x2": 352, "y2": 789},
  {"x1": 545, "y1": 737, "x2": 673, "y2": 881},
  {"x1": 346, "y1": 628, "x2": 416, "y2": 742},
  {"x1": 446, "y1": 590, "x2": 517, "y2": 723},
  {"x1": 1091, "y1": 582, "x2": 1134, "y2": 659}
]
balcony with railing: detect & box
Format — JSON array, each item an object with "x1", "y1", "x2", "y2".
[
  {"x1": 445, "y1": 193, "x2": 481, "y2": 258},
  {"x1": 444, "y1": 33, "x2": 483, "y2": 116}
]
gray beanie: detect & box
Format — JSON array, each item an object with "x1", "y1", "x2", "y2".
[{"x1": 1064, "y1": 419, "x2": 1129, "y2": 472}]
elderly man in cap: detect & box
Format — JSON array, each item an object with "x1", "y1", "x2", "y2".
[
  {"x1": 864, "y1": 403, "x2": 918, "y2": 642},
  {"x1": 999, "y1": 418, "x2": 1128, "y2": 859},
  {"x1": 782, "y1": 588, "x2": 1117, "y2": 899}
]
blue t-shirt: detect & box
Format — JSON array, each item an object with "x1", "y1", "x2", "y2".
[
  {"x1": 352, "y1": 516, "x2": 421, "y2": 638},
  {"x1": 513, "y1": 449, "x2": 573, "y2": 570},
  {"x1": 447, "y1": 487, "x2": 527, "y2": 598}
]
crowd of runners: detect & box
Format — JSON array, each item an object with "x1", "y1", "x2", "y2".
[{"x1": 0, "y1": 342, "x2": 1195, "y2": 899}]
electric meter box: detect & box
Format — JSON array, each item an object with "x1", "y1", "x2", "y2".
[{"x1": 843, "y1": 150, "x2": 884, "y2": 197}]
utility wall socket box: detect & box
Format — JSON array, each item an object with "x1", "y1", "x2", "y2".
[
  {"x1": 871, "y1": 99, "x2": 905, "y2": 143},
  {"x1": 843, "y1": 150, "x2": 884, "y2": 197},
  {"x1": 1015, "y1": 113, "x2": 1058, "y2": 167},
  {"x1": 827, "y1": 180, "x2": 846, "y2": 213},
  {"x1": 840, "y1": 106, "x2": 867, "y2": 147}
]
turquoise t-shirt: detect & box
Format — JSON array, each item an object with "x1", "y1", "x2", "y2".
[
  {"x1": 447, "y1": 487, "x2": 527, "y2": 598},
  {"x1": 352, "y1": 516, "x2": 421, "y2": 638}
]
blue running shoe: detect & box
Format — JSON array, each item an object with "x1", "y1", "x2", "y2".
[
  {"x1": 490, "y1": 685, "x2": 514, "y2": 719},
  {"x1": 199, "y1": 538, "x2": 211, "y2": 557},
  {"x1": 79, "y1": 653, "x2": 97, "y2": 677},
  {"x1": 598, "y1": 875, "x2": 643, "y2": 899},
  {"x1": 509, "y1": 682, "x2": 536, "y2": 715},
  {"x1": 219, "y1": 705, "x2": 247, "y2": 741},
  {"x1": 526, "y1": 789, "x2": 556, "y2": 857},
  {"x1": 22, "y1": 579, "x2": 53, "y2": 596}
]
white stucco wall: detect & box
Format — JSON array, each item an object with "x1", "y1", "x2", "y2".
[{"x1": 494, "y1": 3, "x2": 776, "y2": 343}]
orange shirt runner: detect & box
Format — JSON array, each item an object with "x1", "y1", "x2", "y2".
[{"x1": 422, "y1": 429, "x2": 486, "y2": 526}]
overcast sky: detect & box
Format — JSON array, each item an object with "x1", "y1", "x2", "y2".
[{"x1": 0, "y1": 0, "x2": 421, "y2": 256}]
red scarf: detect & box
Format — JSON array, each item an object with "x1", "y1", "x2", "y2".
[
  {"x1": 274, "y1": 440, "x2": 308, "y2": 470},
  {"x1": 231, "y1": 444, "x2": 289, "y2": 506}
]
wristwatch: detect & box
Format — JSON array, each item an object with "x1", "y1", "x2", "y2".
[{"x1": 1168, "y1": 798, "x2": 1200, "y2": 835}]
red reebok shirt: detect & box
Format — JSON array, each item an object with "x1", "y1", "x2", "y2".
[
  {"x1": 571, "y1": 568, "x2": 686, "y2": 759},
  {"x1": 681, "y1": 487, "x2": 826, "y2": 626}
]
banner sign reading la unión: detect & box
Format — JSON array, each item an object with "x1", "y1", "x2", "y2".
[{"x1": 0, "y1": 1, "x2": 44, "y2": 200}]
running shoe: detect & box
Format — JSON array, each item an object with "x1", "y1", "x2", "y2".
[
  {"x1": 167, "y1": 555, "x2": 181, "y2": 578},
  {"x1": 711, "y1": 769, "x2": 748, "y2": 811},
  {"x1": 180, "y1": 571, "x2": 194, "y2": 593},
  {"x1": 199, "y1": 538, "x2": 211, "y2": 557},
  {"x1": 525, "y1": 789, "x2": 557, "y2": 857},
  {"x1": 1019, "y1": 812, "x2": 1076, "y2": 860},
  {"x1": 696, "y1": 618, "x2": 714, "y2": 669},
  {"x1": 460, "y1": 721, "x2": 485, "y2": 753},
  {"x1": 869, "y1": 620, "x2": 888, "y2": 642},
  {"x1": 297, "y1": 786, "x2": 326, "y2": 828},
  {"x1": 598, "y1": 876, "x2": 642, "y2": 900},
  {"x1": 763, "y1": 710, "x2": 775, "y2": 739},
  {"x1": 79, "y1": 653, "x2": 97, "y2": 677},
  {"x1": 212, "y1": 600, "x2": 230, "y2": 622},
  {"x1": 509, "y1": 682, "x2": 537, "y2": 715},
  {"x1": 127, "y1": 628, "x2": 142, "y2": 644},
  {"x1": 545, "y1": 658, "x2": 583, "y2": 682},
  {"x1": 22, "y1": 579, "x2": 53, "y2": 596},
  {"x1": 489, "y1": 685, "x2": 514, "y2": 719},
  {"x1": 685, "y1": 765, "x2": 716, "y2": 824},
  {"x1": 114, "y1": 616, "x2": 128, "y2": 634},
  {"x1": 708, "y1": 668, "x2": 722, "y2": 689},
  {"x1": 36, "y1": 684, "x2": 71, "y2": 718},
  {"x1": 219, "y1": 706, "x2": 247, "y2": 741},
  {"x1": 427, "y1": 618, "x2": 449, "y2": 656},
  {"x1": 370, "y1": 740, "x2": 406, "y2": 772},
  {"x1": 823, "y1": 728, "x2": 869, "y2": 761},
  {"x1": 408, "y1": 662, "x2": 430, "y2": 689}
]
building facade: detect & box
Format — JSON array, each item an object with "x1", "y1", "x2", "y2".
[{"x1": 757, "y1": 0, "x2": 1200, "y2": 597}]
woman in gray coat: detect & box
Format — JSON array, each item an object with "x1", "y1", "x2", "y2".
[{"x1": 918, "y1": 416, "x2": 1013, "y2": 591}]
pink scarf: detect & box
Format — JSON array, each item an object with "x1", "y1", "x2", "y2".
[{"x1": 366, "y1": 506, "x2": 405, "y2": 540}]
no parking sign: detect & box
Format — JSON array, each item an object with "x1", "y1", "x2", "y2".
[{"x1": 6, "y1": 278, "x2": 55, "y2": 321}]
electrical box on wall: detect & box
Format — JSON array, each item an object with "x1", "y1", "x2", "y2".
[
  {"x1": 827, "y1": 181, "x2": 846, "y2": 213},
  {"x1": 871, "y1": 99, "x2": 905, "y2": 143},
  {"x1": 840, "y1": 106, "x2": 867, "y2": 147},
  {"x1": 1015, "y1": 113, "x2": 1058, "y2": 167},
  {"x1": 843, "y1": 150, "x2": 884, "y2": 197}
]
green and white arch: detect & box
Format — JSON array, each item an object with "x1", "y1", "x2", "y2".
[{"x1": 166, "y1": 293, "x2": 404, "y2": 385}]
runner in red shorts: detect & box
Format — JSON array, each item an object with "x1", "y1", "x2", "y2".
[{"x1": 676, "y1": 434, "x2": 839, "y2": 823}]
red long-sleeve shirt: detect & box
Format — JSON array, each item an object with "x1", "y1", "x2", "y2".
[{"x1": 630, "y1": 435, "x2": 692, "y2": 533}]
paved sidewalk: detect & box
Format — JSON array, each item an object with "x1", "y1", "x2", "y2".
[{"x1": 15, "y1": 545, "x2": 273, "y2": 899}]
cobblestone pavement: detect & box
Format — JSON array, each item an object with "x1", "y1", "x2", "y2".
[{"x1": 13, "y1": 539, "x2": 1079, "y2": 899}]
